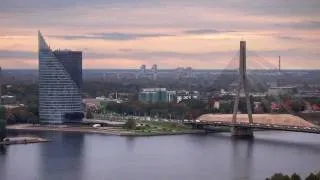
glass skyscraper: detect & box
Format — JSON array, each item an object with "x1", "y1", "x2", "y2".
[{"x1": 38, "y1": 31, "x2": 83, "y2": 123}]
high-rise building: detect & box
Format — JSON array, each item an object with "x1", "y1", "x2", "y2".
[
  {"x1": 136, "y1": 64, "x2": 146, "y2": 79},
  {"x1": 151, "y1": 64, "x2": 158, "y2": 80},
  {"x1": 140, "y1": 64, "x2": 146, "y2": 73},
  {"x1": 38, "y1": 31, "x2": 83, "y2": 123}
]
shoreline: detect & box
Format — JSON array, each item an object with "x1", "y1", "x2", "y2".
[
  {"x1": 0, "y1": 136, "x2": 50, "y2": 145},
  {"x1": 7, "y1": 124, "x2": 207, "y2": 137}
]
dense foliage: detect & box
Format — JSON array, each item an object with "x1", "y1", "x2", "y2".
[
  {"x1": 101, "y1": 100, "x2": 210, "y2": 120},
  {"x1": 6, "y1": 107, "x2": 37, "y2": 124},
  {"x1": 123, "y1": 119, "x2": 136, "y2": 130},
  {"x1": 266, "y1": 171, "x2": 320, "y2": 180},
  {"x1": 0, "y1": 106, "x2": 7, "y2": 141},
  {"x1": 86, "y1": 109, "x2": 94, "y2": 119},
  {"x1": 1, "y1": 81, "x2": 318, "y2": 124}
]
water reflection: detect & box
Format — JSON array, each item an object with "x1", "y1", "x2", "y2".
[
  {"x1": 0, "y1": 145, "x2": 7, "y2": 154},
  {"x1": 231, "y1": 139, "x2": 254, "y2": 180},
  {"x1": 125, "y1": 136, "x2": 136, "y2": 152},
  {"x1": 39, "y1": 132, "x2": 85, "y2": 180}
]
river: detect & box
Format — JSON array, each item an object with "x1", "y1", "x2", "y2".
[{"x1": 0, "y1": 131, "x2": 319, "y2": 180}]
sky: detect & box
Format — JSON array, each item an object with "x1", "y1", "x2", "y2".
[{"x1": 0, "y1": 0, "x2": 320, "y2": 69}]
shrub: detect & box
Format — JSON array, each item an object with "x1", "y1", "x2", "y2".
[{"x1": 124, "y1": 119, "x2": 136, "y2": 130}]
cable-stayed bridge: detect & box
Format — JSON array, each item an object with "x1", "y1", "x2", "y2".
[{"x1": 185, "y1": 41, "x2": 320, "y2": 137}]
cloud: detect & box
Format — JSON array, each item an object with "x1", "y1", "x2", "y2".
[
  {"x1": 277, "y1": 36, "x2": 305, "y2": 41},
  {"x1": 276, "y1": 35, "x2": 320, "y2": 43},
  {"x1": 182, "y1": 29, "x2": 238, "y2": 35},
  {"x1": 50, "y1": 29, "x2": 236, "y2": 41},
  {"x1": 84, "y1": 49, "x2": 238, "y2": 62},
  {"x1": 0, "y1": 49, "x2": 234, "y2": 62},
  {"x1": 274, "y1": 20, "x2": 320, "y2": 30},
  {"x1": 1, "y1": 0, "x2": 320, "y2": 69},
  {"x1": 247, "y1": 49, "x2": 320, "y2": 61},
  {"x1": 51, "y1": 32, "x2": 174, "y2": 41},
  {"x1": 2, "y1": 0, "x2": 320, "y2": 18},
  {"x1": 183, "y1": 29, "x2": 221, "y2": 34},
  {"x1": 0, "y1": 50, "x2": 36, "y2": 59}
]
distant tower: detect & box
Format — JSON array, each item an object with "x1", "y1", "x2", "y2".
[
  {"x1": 232, "y1": 41, "x2": 253, "y2": 124},
  {"x1": 151, "y1": 64, "x2": 158, "y2": 80},
  {"x1": 140, "y1": 64, "x2": 146, "y2": 73},
  {"x1": 0, "y1": 67, "x2": 2, "y2": 105},
  {"x1": 151, "y1": 64, "x2": 157, "y2": 72},
  {"x1": 278, "y1": 56, "x2": 281, "y2": 73},
  {"x1": 136, "y1": 64, "x2": 146, "y2": 79},
  {"x1": 186, "y1": 67, "x2": 193, "y2": 78}
]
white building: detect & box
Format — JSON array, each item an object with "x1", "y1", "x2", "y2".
[{"x1": 267, "y1": 86, "x2": 297, "y2": 96}]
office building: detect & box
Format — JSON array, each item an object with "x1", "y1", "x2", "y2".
[
  {"x1": 151, "y1": 64, "x2": 158, "y2": 80},
  {"x1": 139, "y1": 88, "x2": 175, "y2": 103},
  {"x1": 38, "y1": 31, "x2": 83, "y2": 123}
]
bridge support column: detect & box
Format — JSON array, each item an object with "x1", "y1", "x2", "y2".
[{"x1": 231, "y1": 127, "x2": 253, "y2": 138}]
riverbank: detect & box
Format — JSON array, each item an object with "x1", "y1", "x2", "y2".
[
  {"x1": 7, "y1": 124, "x2": 206, "y2": 136},
  {"x1": 0, "y1": 136, "x2": 49, "y2": 145}
]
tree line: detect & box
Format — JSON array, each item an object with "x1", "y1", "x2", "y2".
[
  {"x1": 266, "y1": 171, "x2": 320, "y2": 180},
  {"x1": 94, "y1": 95, "x2": 310, "y2": 120},
  {"x1": 97, "y1": 99, "x2": 210, "y2": 120}
]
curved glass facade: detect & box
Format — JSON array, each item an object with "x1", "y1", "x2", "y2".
[{"x1": 38, "y1": 32, "x2": 83, "y2": 123}]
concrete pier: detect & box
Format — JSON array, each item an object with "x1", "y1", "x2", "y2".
[
  {"x1": 0, "y1": 136, "x2": 49, "y2": 145},
  {"x1": 231, "y1": 127, "x2": 253, "y2": 138}
]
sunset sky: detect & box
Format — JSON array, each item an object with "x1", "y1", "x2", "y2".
[{"x1": 0, "y1": 0, "x2": 320, "y2": 69}]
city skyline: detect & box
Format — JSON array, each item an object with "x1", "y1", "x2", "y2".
[{"x1": 1, "y1": 0, "x2": 320, "y2": 69}]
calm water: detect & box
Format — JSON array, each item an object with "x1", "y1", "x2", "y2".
[{"x1": 0, "y1": 131, "x2": 320, "y2": 180}]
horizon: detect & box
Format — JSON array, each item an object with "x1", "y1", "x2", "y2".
[
  {"x1": 1, "y1": 0, "x2": 320, "y2": 69},
  {"x1": 2, "y1": 68, "x2": 320, "y2": 71}
]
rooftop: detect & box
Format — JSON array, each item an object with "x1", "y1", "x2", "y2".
[{"x1": 269, "y1": 86, "x2": 297, "y2": 89}]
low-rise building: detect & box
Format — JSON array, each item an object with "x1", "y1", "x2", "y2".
[
  {"x1": 138, "y1": 88, "x2": 175, "y2": 103},
  {"x1": 176, "y1": 90, "x2": 199, "y2": 103},
  {"x1": 267, "y1": 86, "x2": 297, "y2": 96},
  {"x1": 1, "y1": 95, "x2": 16, "y2": 105}
]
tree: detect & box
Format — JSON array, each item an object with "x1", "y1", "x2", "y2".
[
  {"x1": 305, "y1": 173, "x2": 320, "y2": 180},
  {"x1": 28, "y1": 115, "x2": 39, "y2": 125},
  {"x1": 287, "y1": 99, "x2": 305, "y2": 113},
  {"x1": 27, "y1": 101, "x2": 39, "y2": 117},
  {"x1": 0, "y1": 106, "x2": 7, "y2": 141},
  {"x1": 219, "y1": 100, "x2": 233, "y2": 113},
  {"x1": 7, "y1": 107, "x2": 32, "y2": 123},
  {"x1": 291, "y1": 173, "x2": 302, "y2": 180},
  {"x1": 266, "y1": 173, "x2": 290, "y2": 180},
  {"x1": 86, "y1": 109, "x2": 94, "y2": 119},
  {"x1": 238, "y1": 96, "x2": 254, "y2": 114},
  {"x1": 266, "y1": 171, "x2": 320, "y2": 180},
  {"x1": 124, "y1": 119, "x2": 136, "y2": 130},
  {"x1": 261, "y1": 99, "x2": 271, "y2": 113}
]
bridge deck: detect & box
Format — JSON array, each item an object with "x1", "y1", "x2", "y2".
[
  {"x1": 185, "y1": 121, "x2": 320, "y2": 134},
  {"x1": 197, "y1": 114, "x2": 316, "y2": 127}
]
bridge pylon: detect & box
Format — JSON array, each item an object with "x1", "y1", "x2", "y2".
[{"x1": 232, "y1": 41, "x2": 254, "y2": 137}]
